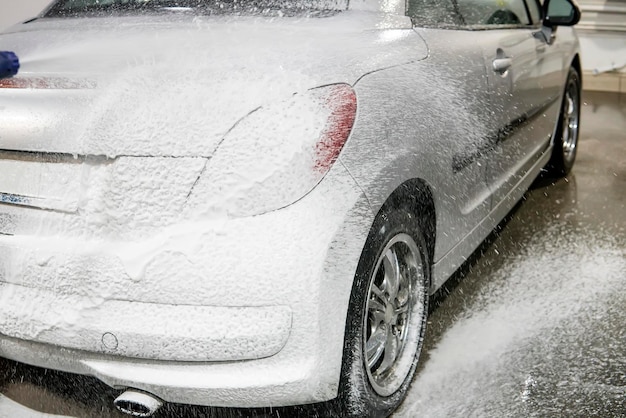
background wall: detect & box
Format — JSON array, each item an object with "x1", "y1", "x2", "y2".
[
  {"x1": 0, "y1": 0, "x2": 51, "y2": 32},
  {"x1": 577, "y1": 0, "x2": 626, "y2": 92}
]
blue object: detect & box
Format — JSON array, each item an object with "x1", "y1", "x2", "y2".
[{"x1": 0, "y1": 51, "x2": 20, "y2": 79}]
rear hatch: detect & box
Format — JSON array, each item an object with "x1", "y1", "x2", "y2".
[
  {"x1": 1, "y1": 13, "x2": 426, "y2": 157},
  {"x1": 0, "y1": 12, "x2": 426, "y2": 226}
]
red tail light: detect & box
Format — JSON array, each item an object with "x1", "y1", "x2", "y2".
[
  {"x1": 0, "y1": 77, "x2": 95, "y2": 89},
  {"x1": 314, "y1": 84, "x2": 357, "y2": 173}
]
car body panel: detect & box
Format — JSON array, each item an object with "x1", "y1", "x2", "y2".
[
  {"x1": 0, "y1": 0, "x2": 581, "y2": 408},
  {"x1": 478, "y1": 28, "x2": 560, "y2": 207},
  {"x1": 340, "y1": 33, "x2": 494, "y2": 277},
  {"x1": 0, "y1": 161, "x2": 373, "y2": 405},
  {"x1": 0, "y1": 14, "x2": 426, "y2": 158}
]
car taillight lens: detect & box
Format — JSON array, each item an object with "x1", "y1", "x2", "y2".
[
  {"x1": 314, "y1": 84, "x2": 357, "y2": 173},
  {"x1": 0, "y1": 77, "x2": 95, "y2": 89},
  {"x1": 187, "y1": 84, "x2": 357, "y2": 217}
]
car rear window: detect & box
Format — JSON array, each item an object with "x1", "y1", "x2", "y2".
[{"x1": 44, "y1": 0, "x2": 348, "y2": 18}]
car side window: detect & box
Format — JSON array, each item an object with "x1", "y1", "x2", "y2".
[
  {"x1": 407, "y1": 0, "x2": 463, "y2": 28},
  {"x1": 456, "y1": 0, "x2": 531, "y2": 26}
]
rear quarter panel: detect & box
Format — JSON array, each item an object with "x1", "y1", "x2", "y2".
[{"x1": 340, "y1": 28, "x2": 494, "y2": 267}]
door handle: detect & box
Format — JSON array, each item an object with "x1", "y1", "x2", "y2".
[{"x1": 493, "y1": 58, "x2": 512, "y2": 74}]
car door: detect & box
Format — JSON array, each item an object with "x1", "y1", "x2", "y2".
[
  {"x1": 455, "y1": 0, "x2": 560, "y2": 208},
  {"x1": 406, "y1": 0, "x2": 504, "y2": 283}
]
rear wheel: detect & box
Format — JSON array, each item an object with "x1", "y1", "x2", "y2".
[
  {"x1": 547, "y1": 67, "x2": 581, "y2": 177},
  {"x1": 338, "y1": 208, "x2": 429, "y2": 417}
]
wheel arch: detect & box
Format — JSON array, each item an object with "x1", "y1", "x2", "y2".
[
  {"x1": 571, "y1": 54, "x2": 582, "y2": 87},
  {"x1": 376, "y1": 178, "x2": 436, "y2": 285},
  {"x1": 336, "y1": 177, "x2": 435, "y2": 415}
]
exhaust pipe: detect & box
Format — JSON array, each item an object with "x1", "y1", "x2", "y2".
[{"x1": 114, "y1": 390, "x2": 164, "y2": 417}]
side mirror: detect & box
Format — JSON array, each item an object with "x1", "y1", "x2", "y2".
[{"x1": 543, "y1": 0, "x2": 581, "y2": 27}]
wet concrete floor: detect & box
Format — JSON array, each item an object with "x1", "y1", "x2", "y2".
[
  {"x1": 0, "y1": 91, "x2": 624, "y2": 417},
  {"x1": 396, "y1": 90, "x2": 626, "y2": 417}
]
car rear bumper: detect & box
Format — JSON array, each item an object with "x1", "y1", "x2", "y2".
[
  {"x1": 0, "y1": 162, "x2": 373, "y2": 407},
  {"x1": 0, "y1": 282, "x2": 292, "y2": 362},
  {"x1": 0, "y1": 333, "x2": 326, "y2": 407}
]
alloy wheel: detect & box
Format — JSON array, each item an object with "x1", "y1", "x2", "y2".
[
  {"x1": 363, "y1": 233, "x2": 426, "y2": 397},
  {"x1": 562, "y1": 78, "x2": 580, "y2": 164}
]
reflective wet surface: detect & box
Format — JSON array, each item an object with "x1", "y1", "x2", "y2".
[
  {"x1": 1, "y1": 91, "x2": 625, "y2": 417},
  {"x1": 398, "y1": 91, "x2": 626, "y2": 418},
  {"x1": 399, "y1": 91, "x2": 626, "y2": 417}
]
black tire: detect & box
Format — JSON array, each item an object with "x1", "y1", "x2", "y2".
[
  {"x1": 547, "y1": 66, "x2": 581, "y2": 177},
  {"x1": 337, "y1": 207, "x2": 430, "y2": 418}
]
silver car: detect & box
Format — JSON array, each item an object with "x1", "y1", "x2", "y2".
[{"x1": 0, "y1": 0, "x2": 580, "y2": 416}]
